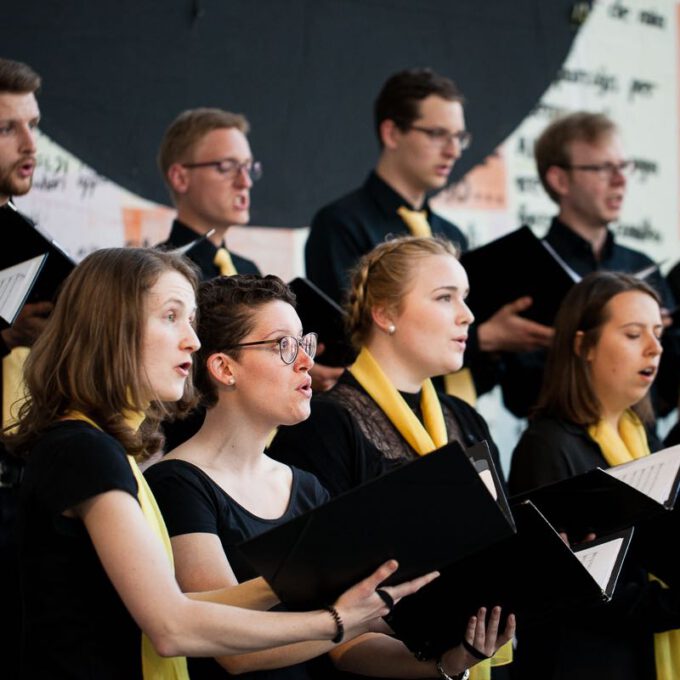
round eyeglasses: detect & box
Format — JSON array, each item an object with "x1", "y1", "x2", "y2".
[
  {"x1": 182, "y1": 158, "x2": 263, "y2": 181},
  {"x1": 225, "y1": 332, "x2": 318, "y2": 365}
]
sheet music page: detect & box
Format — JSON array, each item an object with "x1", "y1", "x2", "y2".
[
  {"x1": 0, "y1": 255, "x2": 45, "y2": 324},
  {"x1": 574, "y1": 537, "x2": 624, "y2": 592},
  {"x1": 605, "y1": 445, "x2": 680, "y2": 504}
]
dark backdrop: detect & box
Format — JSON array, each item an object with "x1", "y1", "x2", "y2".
[{"x1": 1, "y1": 0, "x2": 582, "y2": 226}]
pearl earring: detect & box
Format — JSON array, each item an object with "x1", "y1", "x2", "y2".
[
  {"x1": 387, "y1": 324, "x2": 396, "y2": 335},
  {"x1": 227, "y1": 377, "x2": 236, "y2": 386}
]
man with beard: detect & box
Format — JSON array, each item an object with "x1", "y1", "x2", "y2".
[{"x1": 0, "y1": 57, "x2": 52, "y2": 676}]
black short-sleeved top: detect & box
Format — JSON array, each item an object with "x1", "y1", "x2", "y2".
[
  {"x1": 145, "y1": 459, "x2": 329, "y2": 680},
  {"x1": 19, "y1": 421, "x2": 144, "y2": 679}
]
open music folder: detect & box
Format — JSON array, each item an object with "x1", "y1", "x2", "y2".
[
  {"x1": 238, "y1": 439, "x2": 516, "y2": 610},
  {"x1": 460, "y1": 226, "x2": 579, "y2": 326},
  {"x1": 0, "y1": 254, "x2": 47, "y2": 328},
  {"x1": 1, "y1": 202, "x2": 75, "y2": 303},
  {"x1": 385, "y1": 501, "x2": 633, "y2": 659},
  {"x1": 512, "y1": 444, "x2": 680, "y2": 588},
  {"x1": 288, "y1": 277, "x2": 356, "y2": 367}
]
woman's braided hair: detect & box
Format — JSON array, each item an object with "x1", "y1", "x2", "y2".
[{"x1": 345, "y1": 235, "x2": 460, "y2": 349}]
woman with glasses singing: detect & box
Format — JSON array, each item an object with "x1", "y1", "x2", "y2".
[
  {"x1": 268, "y1": 237, "x2": 514, "y2": 680},
  {"x1": 146, "y1": 273, "x2": 512, "y2": 680}
]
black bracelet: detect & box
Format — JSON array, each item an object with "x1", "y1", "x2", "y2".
[
  {"x1": 325, "y1": 606, "x2": 344, "y2": 643},
  {"x1": 462, "y1": 639, "x2": 490, "y2": 661}
]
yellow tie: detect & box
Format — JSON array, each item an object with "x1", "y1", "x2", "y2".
[
  {"x1": 3, "y1": 347, "x2": 30, "y2": 429},
  {"x1": 397, "y1": 206, "x2": 432, "y2": 237},
  {"x1": 213, "y1": 247, "x2": 238, "y2": 276}
]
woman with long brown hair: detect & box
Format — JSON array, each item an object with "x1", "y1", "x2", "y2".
[
  {"x1": 6, "y1": 247, "x2": 429, "y2": 680},
  {"x1": 509, "y1": 271, "x2": 680, "y2": 679}
]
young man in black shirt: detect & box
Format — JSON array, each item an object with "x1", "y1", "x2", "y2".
[
  {"x1": 501, "y1": 111, "x2": 677, "y2": 418},
  {"x1": 306, "y1": 68, "x2": 553, "y2": 394},
  {"x1": 156, "y1": 108, "x2": 262, "y2": 279}
]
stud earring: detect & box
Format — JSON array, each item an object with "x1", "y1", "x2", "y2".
[
  {"x1": 387, "y1": 324, "x2": 396, "y2": 335},
  {"x1": 227, "y1": 377, "x2": 236, "y2": 386}
]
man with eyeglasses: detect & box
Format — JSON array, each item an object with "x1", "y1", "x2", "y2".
[
  {"x1": 156, "y1": 108, "x2": 263, "y2": 451},
  {"x1": 156, "y1": 107, "x2": 262, "y2": 279},
  {"x1": 501, "y1": 110, "x2": 678, "y2": 419},
  {"x1": 306, "y1": 67, "x2": 553, "y2": 396}
]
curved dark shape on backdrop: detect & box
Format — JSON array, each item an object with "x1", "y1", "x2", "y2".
[{"x1": 1, "y1": 0, "x2": 582, "y2": 226}]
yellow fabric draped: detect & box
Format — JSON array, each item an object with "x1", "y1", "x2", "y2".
[
  {"x1": 443, "y1": 370, "x2": 477, "y2": 407},
  {"x1": 348, "y1": 347, "x2": 447, "y2": 454},
  {"x1": 397, "y1": 205, "x2": 432, "y2": 238},
  {"x1": 213, "y1": 246, "x2": 238, "y2": 276},
  {"x1": 588, "y1": 410, "x2": 680, "y2": 680},
  {"x1": 64, "y1": 410, "x2": 189, "y2": 680},
  {"x1": 348, "y1": 347, "x2": 512, "y2": 677},
  {"x1": 3, "y1": 346, "x2": 30, "y2": 429}
]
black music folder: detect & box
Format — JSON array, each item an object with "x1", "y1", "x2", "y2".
[
  {"x1": 385, "y1": 501, "x2": 633, "y2": 659},
  {"x1": 460, "y1": 226, "x2": 579, "y2": 326},
  {"x1": 512, "y1": 444, "x2": 680, "y2": 587},
  {"x1": 0, "y1": 254, "x2": 48, "y2": 328},
  {"x1": 238, "y1": 440, "x2": 515, "y2": 609},
  {"x1": 288, "y1": 277, "x2": 356, "y2": 367},
  {"x1": 1, "y1": 202, "x2": 75, "y2": 302}
]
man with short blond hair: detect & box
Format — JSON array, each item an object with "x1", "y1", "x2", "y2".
[{"x1": 156, "y1": 107, "x2": 261, "y2": 278}]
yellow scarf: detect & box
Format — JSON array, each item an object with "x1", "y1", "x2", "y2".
[
  {"x1": 588, "y1": 410, "x2": 680, "y2": 680},
  {"x1": 3, "y1": 346, "x2": 30, "y2": 429},
  {"x1": 348, "y1": 347, "x2": 512, "y2": 678},
  {"x1": 65, "y1": 410, "x2": 189, "y2": 680}
]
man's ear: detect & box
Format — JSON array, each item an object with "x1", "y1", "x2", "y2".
[
  {"x1": 545, "y1": 165, "x2": 570, "y2": 199},
  {"x1": 167, "y1": 162, "x2": 190, "y2": 195},
  {"x1": 379, "y1": 119, "x2": 403, "y2": 151}
]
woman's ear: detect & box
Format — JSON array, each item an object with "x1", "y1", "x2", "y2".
[
  {"x1": 207, "y1": 352, "x2": 237, "y2": 387},
  {"x1": 370, "y1": 304, "x2": 396, "y2": 335},
  {"x1": 573, "y1": 330, "x2": 585, "y2": 358}
]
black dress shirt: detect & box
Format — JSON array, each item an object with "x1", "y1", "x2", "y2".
[
  {"x1": 305, "y1": 171, "x2": 467, "y2": 304},
  {"x1": 304, "y1": 173, "x2": 504, "y2": 393},
  {"x1": 157, "y1": 219, "x2": 260, "y2": 281},
  {"x1": 501, "y1": 217, "x2": 678, "y2": 419}
]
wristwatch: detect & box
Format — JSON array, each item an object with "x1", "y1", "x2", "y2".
[{"x1": 435, "y1": 658, "x2": 470, "y2": 680}]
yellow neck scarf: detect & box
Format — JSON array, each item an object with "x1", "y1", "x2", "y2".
[
  {"x1": 348, "y1": 348, "x2": 511, "y2": 677},
  {"x1": 213, "y1": 246, "x2": 238, "y2": 276},
  {"x1": 588, "y1": 410, "x2": 680, "y2": 680},
  {"x1": 64, "y1": 410, "x2": 189, "y2": 680},
  {"x1": 348, "y1": 347, "x2": 446, "y2": 454}
]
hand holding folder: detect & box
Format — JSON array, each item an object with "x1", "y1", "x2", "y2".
[
  {"x1": 238, "y1": 440, "x2": 516, "y2": 610},
  {"x1": 512, "y1": 443, "x2": 680, "y2": 588},
  {"x1": 461, "y1": 226, "x2": 578, "y2": 327}
]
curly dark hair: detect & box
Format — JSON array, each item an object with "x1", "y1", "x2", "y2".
[{"x1": 195, "y1": 275, "x2": 296, "y2": 408}]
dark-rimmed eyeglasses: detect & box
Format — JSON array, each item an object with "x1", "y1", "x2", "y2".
[
  {"x1": 224, "y1": 332, "x2": 318, "y2": 365},
  {"x1": 409, "y1": 125, "x2": 472, "y2": 150},
  {"x1": 182, "y1": 158, "x2": 263, "y2": 181},
  {"x1": 558, "y1": 160, "x2": 634, "y2": 180}
]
